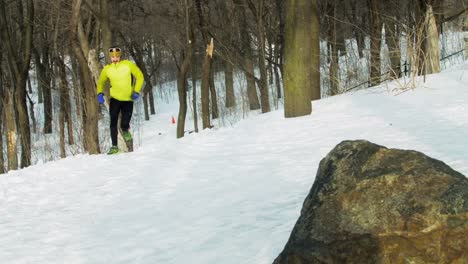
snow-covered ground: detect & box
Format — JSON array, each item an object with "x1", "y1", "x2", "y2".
[{"x1": 0, "y1": 62, "x2": 467, "y2": 264}]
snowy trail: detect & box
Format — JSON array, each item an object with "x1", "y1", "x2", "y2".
[{"x1": 0, "y1": 65, "x2": 467, "y2": 264}]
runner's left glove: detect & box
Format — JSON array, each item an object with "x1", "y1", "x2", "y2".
[{"x1": 97, "y1": 93, "x2": 105, "y2": 104}]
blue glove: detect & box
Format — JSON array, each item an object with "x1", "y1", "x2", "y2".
[
  {"x1": 132, "y1": 92, "x2": 139, "y2": 101},
  {"x1": 97, "y1": 93, "x2": 105, "y2": 104}
]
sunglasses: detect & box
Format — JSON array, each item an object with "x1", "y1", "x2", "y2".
[{"x1": 109, "y1": 47, "x2": 122, "y2": 57}]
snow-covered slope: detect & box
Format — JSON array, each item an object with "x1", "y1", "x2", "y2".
[{"x1": 0, "y1": 64, "x2": 467, "y2": 264}]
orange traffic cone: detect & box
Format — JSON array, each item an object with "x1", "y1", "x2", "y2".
[{"x1": 172, "y1": 116, "x2": 176, "y2": 124}]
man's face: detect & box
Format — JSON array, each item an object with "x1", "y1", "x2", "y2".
[{"x1": 111, "y1": 56, "x2": 121, "y2": 63}]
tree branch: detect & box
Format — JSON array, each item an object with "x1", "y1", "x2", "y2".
[{"x1": 441, "y1": 8, "x2": 467, "y2": 23}]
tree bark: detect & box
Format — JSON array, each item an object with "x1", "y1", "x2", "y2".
[
  {"x1": 224, "y1": 60, "x2": 235, "y2": 108},
  {"x1": 274, "y1": 0, "x2": 285, "y2": 75},
  {"x1": 248, "y1": 0, "x2": 270, "y2": 113},
  {"x1": 465, "y1": 16, "x2": 468, "y2": 60},
  {"x1": 99, "y1": 0, "x2": 112, "y2": 63},
  {"x1": 327, "y1": 0, "x2": 339, "y2": 96},
  {"x1": 195, "y1": 0, "x2": 219, "y2": 124},
  {"x1": 147, "y1": 43, "x2": 157, "y2": 115},
  {"x1": 33, "y1": 48, "x2": 53, "y2": 134},
  {"x1": 177, "y1": 0, "x2": 195, "y2": 138},
  {"x1": 385, "y1": 17, "x2": 402, "y2": 79},
  {"x1": 201, "y1": 39, "x2": 213, "y2": 129},
  {"x1": 177, "y1": 47, "x2": 192, "y2": 138},
  {"x1": 209, "y1": 65, "x2": 219, "y2": 119},
  {"x1": 284, "y1": 0, "x2": 318, "y2": 117},
  {"x1": 71, "y1": 0, "x2": 100, "y2": 154},
  {"x1": 59, "y1": 108, "x2": 66, "y2": 158},
  {"x1": 368, "y1": 0, "x2": 382, "y2": 86},
  {"x1": 70, "y1": 55, "x2": 82, "y2": 117},
  {"x1": 57, "y1": 55, "x2": 75, "y2": 145},
  {"x1": 0, "y1": 105, "x2": 4, "y2": 172},
  {"x1": 26, "y1": 87, "x2": 37, "y2": 135},
  {"x1": 10, "y1": 0, "x2": 34, "y2": 168},
  {"x1": 129, "y1": 43, "x2": 152, "y2": 121},
  {"x1": 4, "y1": 88, "x2": 18, "y2": 171},
  {"x1": 238, "y1": 0, "x2": 260, "y2": 110},
  {"x1": 424, "y1": 5, "x2": 440, "y2": 74},
  {"x1": 268, "y1": 40, "x2": 274, "y2": 85},
  {"x1": 274, "y1": 60, "x2": 282, "y2": 99},
  {"x1": 0, "y1": 66, "x2": 5, "y2": 173},
  {"x1": 352, "y1": 0, "x2": 365, "y2": 59},
  {"x1": 191, "y1": 58, "x2": 199, "y2": 133},
  {"x1": 244, "y1": 57, "x2": 260, "y2": 110},
  {"x1": 356, "y1": 29, "x2": 366, "y2": 59}
]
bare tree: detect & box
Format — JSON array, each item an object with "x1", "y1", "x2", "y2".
[
  {"x1": 235, "y1": 0, "x2": 260, "y2": 110},
  {"x1": 247, "y1": 0, "x2": 270, "y2": 113},
  {"x1": 70, "y1": 0, "x2": 100, "y2": 154},
  {"x1": 368, "y1": 0, "x2": 382, "y2": 86},
  {"x1": 424, "y1": 3, "x2": 441, "y2": 74},
  {"x1": 176, "y1": 0, "x2": 195, "y2": 138},
  {"x1": 0, "y1": 57, "x2": 6, "y2": 173},
  {"x1": 0, "y1": 0, "x2": 35, "y2": 168},
  {"x1": 326, "y1": 0, "x2": 339, "y2": 96}
]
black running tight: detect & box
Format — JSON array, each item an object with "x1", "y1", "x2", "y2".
[{"x1": 109, "y1": 98, "x2": 133, "y2": 146}]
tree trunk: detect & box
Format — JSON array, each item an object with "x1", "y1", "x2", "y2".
[
  {"x1": 465, "y1": 16, "x2": 468, "y2": 60},
  {"x1": 273, "y1": 34, "x2": 283, "y2": 100},
  {"x1": 238, "y1": 1, "x2": 260, "y2": 110},
  {"x1": 177, "y1": 46, "x2": 193, "y2": 138},
  {"x1": 424, "y1": 5, "x2": 440, "y2": 74},
  {"x1": 59, "y1": 108, "x2": 66, "y2": 158},
  {"x1": 17, "y1": 2, "x2": 34, "y2": 168},
  {"x1": 129, "y1": 43, "x2": 152, "y2": 121},
  {"x1": 268, "y1": 41, "x2": 274, "y2": 85},
  {"x1": 249, "y1": 0, "x2": 270, "y2": 113},
  {"x1": 71, "y1": 0, "x2": 100, "y2": 154},
  {"x1": 336, "y1": 28, "x2": 346, "y2": 57},
  {"x1": 149, "y1": 87, "x2": 156, "y2": 115},
  {"x1": 177, "y1": 0, "x2": 195, "y2": 138},
  {"x1": 274, "y1": 61, "x2": 282, "y2": 99},
  {"x1": 4, "y1": 88, "x2": 18, "y2": 171},
  {"x1": 209, "y1": 66, "x2": 219, "y2": 119},
  {"x1": 99, "y1": 0, "x2": 112, "y2": 64},
  {"x1": 328, "y1": 1, "x2": 339, "y2": 96},
  {"x1": 368, "y1": 0, "x2": 382, "y2": 86},
  {"x1": 0, "y1": 106, "x2": 4, "y2": 172},
  {"x1": 414, "y1": 0, "x2": 426, "y2": 77},
  {"x1": 26, "y1": 88, "x2": 37, "y2": 135},
  {"x1": 224, "y1": 60, "x2": 235, "y2": 108},
  {"x1": 385, "y1": 18, "x2": 402, "y2": 78},
  {"x1": 329, "y1": 46, "x2": 339, "y2": 95},
  {"x1": 284, "y1": 0, "x2": 318, "y2": 117},
  {"x1": 275, "y1": 0, "x2": 285, "y2": 75},
  {"x1": 0, "y1": 0, "x2": 34, "y2": 168},
  {"x1": 33, "y1": 49, "x2": 53, "y2": 134},
  {"x1": 143, "y1": 93, "x2": 150, "y2": 121},
  {"x1": 0, "y1": 68, "x2": 5, "y2": 174},
  {"x1": 356, "y1": 29, "x2": 366, "y2": 59},
  {"x1": 70, "y1": 55, "x2": 82, "y2": 117},
  {"x1": 57, "y1": 55, "x2": 75, "y2": 145},
  {"x1": 201, "y1": 40, "x2": 213, "y2": 129},
  {"x1": 244, "y1": 57, "x2": 260, "y2": 110},
  {"x1": 147, "y1": 43, "x2": 157, "y2": 115},
  {"x1": 191, "y1": 60, "x2": 199, "y2": 133}
]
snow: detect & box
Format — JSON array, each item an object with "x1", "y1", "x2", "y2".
[{"x1": 0, "y1": 62, "x2": 467, "y2": 264}]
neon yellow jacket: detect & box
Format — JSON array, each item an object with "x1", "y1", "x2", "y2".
[{"x1": 96, "y1": 60, "x2": 144, "y2": 101}]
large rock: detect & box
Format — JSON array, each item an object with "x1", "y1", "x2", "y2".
[{"x1": 274, "y1": 140, "x2": 468, "y2": 264}]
